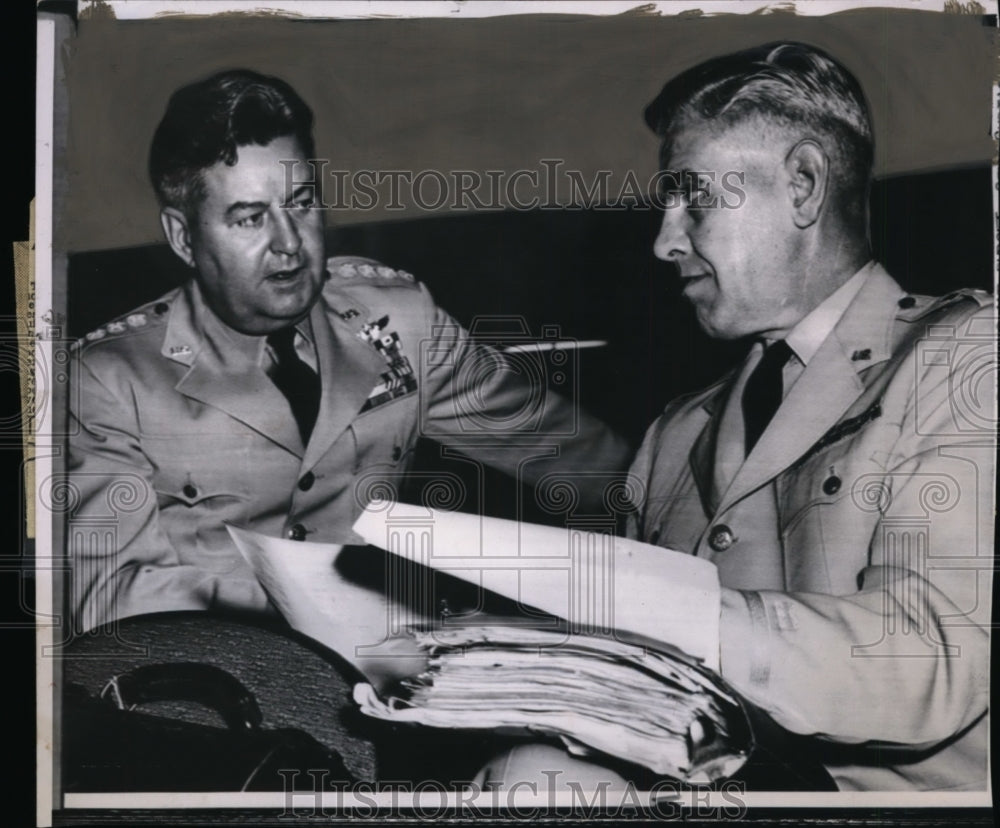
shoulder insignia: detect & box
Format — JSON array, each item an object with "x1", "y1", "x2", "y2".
[
  {"x1": 898, "y1": 288, "x2": 993, "y2": 322},
  {"x1": 72, "y1": 326, "x2": 106, "y2": 351},
  {"x1": 326, "y1": 255, "x2": 416, "y2": 283},
  {"x1": 75, "y1": 296, "x2": 171, "y2": 350}
]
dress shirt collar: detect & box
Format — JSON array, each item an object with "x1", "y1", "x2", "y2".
[
  {"x1": 782, "y1": 261, "x2": 874, "y2": 366},
  {"x1": 188, "y1": 279, "x2": 315, "y2": 368}
]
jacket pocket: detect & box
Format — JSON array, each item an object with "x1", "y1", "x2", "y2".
[
  {"x1": 143, "y1": 435, "x2": 252, "y2": 509},
  {"x1": 349, "y1": 394, "x2": 419, "y2": 473}
]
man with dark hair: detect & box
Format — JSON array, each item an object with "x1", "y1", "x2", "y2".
[
  {"x1": 484, "y1": 42, "x2": 993, "y2": 791},
  {"x1": 149, "y1": 69, "x2": 317, "y2": 219},
  {"x1": 68, "y1": 69, "x2": 629, "y2": 633}
]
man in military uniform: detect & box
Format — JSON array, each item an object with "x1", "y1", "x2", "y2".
[
  {"x1": 482, "y1": 43, "x2": 993, "y2": 791},
  {"x1": 68, "y1": 70, "x2": 630, "y2": 633}
]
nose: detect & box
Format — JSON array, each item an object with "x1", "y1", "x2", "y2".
[
  {"x1": 653, "y1": 203, "x2": 691, "y2": 262},
  {"x1": 270, "y1": 208, "x2": 302, "y2": 257}
]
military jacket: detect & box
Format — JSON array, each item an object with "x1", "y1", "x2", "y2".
[
  {"x1": 68, "y1": 256, "x2": 630, "y2": 631},
  {"x1": 627, "y1": 264, "x2": 994, "y2": 790}
]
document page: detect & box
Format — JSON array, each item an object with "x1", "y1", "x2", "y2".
[
  {"x1": 351, "y1": 501, "x2": 721, "y2": 668},
  {"x1": 226, "y1": 524, "x2": 427, "y2": 689}
]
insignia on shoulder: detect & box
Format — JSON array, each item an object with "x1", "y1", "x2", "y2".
[
  {"x1": 72, "y1": 326, "x2": 107, "y2": 349},
  {"x1": 327, "y1": 257, "x2": 416, "y2": 283},
  {"x1": 74, "y1": 303, "x2": 162, "y2": 350},
  {"x1": 898, "y1": 288, "x2": 993, "y2": 322}
]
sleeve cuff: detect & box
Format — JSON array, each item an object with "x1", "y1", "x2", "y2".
[{"x1": 719, "y1": 588, "x2": 770, "y2": 689}]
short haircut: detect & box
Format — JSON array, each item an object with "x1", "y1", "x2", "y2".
[
  {"x1": 149, "y1": 69, "x2": 315, "y2": 218},
  {"x1": 644, "y1": 42, "x2": 873, "y2": 220}
]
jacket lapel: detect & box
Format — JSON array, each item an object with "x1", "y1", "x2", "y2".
[
  {"x1": 300, "y1": 294, "x2": 387, "y2": 471},
  {"x1": 719, "y1": 333, "x2": 862, "y2": 511},
  {"x1": 715, "y1": 264, "x2": 903, "y2": 514},
  {"x1": 166, "y1": 282, "x2": 304, "y2": 454},
  {"x1": 688, "y1": 381, "x2": 730, "y2": 515}
]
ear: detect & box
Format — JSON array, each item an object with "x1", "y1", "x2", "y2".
[
  {"x1": 783, "y1": 140, "x2": 829, "y2": 229},
  {"x1": 160, "y1": 207, "x2": 196, "y2": 268}
]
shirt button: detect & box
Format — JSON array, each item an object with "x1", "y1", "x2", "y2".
[
  {"x1": 182, "y1": 484, "x2": 198, "y2": 499},
  {"x1": 287, "y1": 523, "x2": 307, "y2": 541},
  {"x1": 298, "y1": 472, "x2": 315, "y2": 491},
  {"x1": 708, "y1": 524, "x2": 735, "y2": 552},
  {"x1": 823, "y1": 475, "x2": 842, "y2": 495},
  {"x1": 391, "y1": 446, "x2": 402, "y2": 461}
]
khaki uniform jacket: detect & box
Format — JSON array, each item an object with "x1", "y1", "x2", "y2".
[
  {"x1": 627, "y1": 264, "x2": 994, "y2": 791},
  {"x1": 68, "y1": 256, "x2": 630, "y2": 632}
]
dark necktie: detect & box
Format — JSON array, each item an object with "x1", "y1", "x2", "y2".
[
  {"x1": 267, "y1": 327, "x2": 320, "y2": 445},
  {"x1": 741, "y1": 339, "x2": 793, "y2": 455}
]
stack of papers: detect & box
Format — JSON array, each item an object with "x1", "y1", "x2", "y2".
[
  {"x1": 228, "y1": 503, "x2": 748, "y2": 782},
  {"x1": 354, "y1": 624, "x2": 750, "y2": 783}
]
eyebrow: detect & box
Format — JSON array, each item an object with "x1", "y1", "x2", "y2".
[
  {"x1": 224, "y1": 200, "x2": 268, "y2": 219},
  {"x1": 282, "y1": 184, "x2": 315, "y2": 207},
  {"x1": 224, "y1": 185, "x2": 315, "y2": 217}
]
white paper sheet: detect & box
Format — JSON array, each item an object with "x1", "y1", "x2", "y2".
[
  {"x1": 226, "y1": 524, "x2": 427, "y2": 689},
  {"x1": 351, "y1": 502, "x2": 721, "y2": 670}
]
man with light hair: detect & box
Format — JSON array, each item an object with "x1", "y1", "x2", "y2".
[{"x1": 484, "y1": 42, "x2": 993, "y2": 791}]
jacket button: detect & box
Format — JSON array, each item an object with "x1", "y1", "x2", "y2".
[
  {"x1": 708, "y1": 524, "x2": 735, "y2": 552},
  {"x1": 823, "y1": 475, "x2": 842, "y2": 495},
  {"x1": 182, "y1": 484, "x2": 198, "y2": 499},
  {"x1": 897, "y1": 296, "x2": 916, "y2": 309},
  {"x1": 391, "y1": 446, "x2": 402, "y2": 461},
  {"x1": 287, "y1": 523, "x2": 307, "y2": 541},
  {"x1": 298, "y1": 472, "x2": 315, "y2": 491}
]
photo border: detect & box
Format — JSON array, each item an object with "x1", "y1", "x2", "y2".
[{"x1": 32, "y1": 1, "x2": 998, "y2": 825}]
